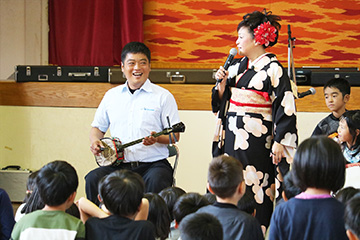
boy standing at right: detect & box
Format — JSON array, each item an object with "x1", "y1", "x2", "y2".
[
  {"x1": 312, "y1": 77, "x2": 351, "y2": 137},
  {"x1": 197, "y1": 155, "x2": 264, "y2": 240}
]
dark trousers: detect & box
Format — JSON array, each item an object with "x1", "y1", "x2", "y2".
[{"x1": 85, "y1": 159, "x2": 173, "y2": 205}]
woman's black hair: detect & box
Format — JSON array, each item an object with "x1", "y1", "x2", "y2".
[
  {"x1": 340, "y1": 110, "x2": 360, "y2": 156},
  {"x1": 291, "y1": 136, "x2": 346, "y2": 192},
  {"x1": 237, "y1": 9, "x2": 281, "y2": 48}
]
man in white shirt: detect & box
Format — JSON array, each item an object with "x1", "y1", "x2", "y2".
[{"x1": 86, "y1": 42, "x2": 181, "y2": 204}]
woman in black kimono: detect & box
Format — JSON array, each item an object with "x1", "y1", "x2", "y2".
[{"x1": 212, "y1": 10, "x2": 298, "y2": 231}]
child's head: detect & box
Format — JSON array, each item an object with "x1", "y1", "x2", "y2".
[
  {"x1": 344, "y1": 194, "x2": 360, "y2": 240},
  {"x1": 208, "y1": 155, "x2": 244, "y2": 199},
  {"x1": 179, "y1": 212, "x2": 223, "y2": 240},
  {"x1": 36, "y1": 160, "x2": 78, "y2": 207},
  {"x1": 144, "y1": 192, "x2": 171, "y2": 240},
  {"x1": 323, "y1": 78, "x2": 350, "y2": 114},
  {"x1": 24, "y1": 170, "x2": 39, "y2": 202},
  {"x1": 282, "y1": 172, "x2": 301, "y2": 201},
  {"x1": 335, "y1": 187, "x2": 360, "y2": 204},
  {"x1": 121, "y1": 41, "x2": 151, "y2": 63},
  {"x1": 237, "y1": 190, "x2": 256, "y2": 216},
  {"x1": 203, "y1": 192, "x2": 217, "y2": 205},
  {"x1": 159, "y1": 186, "x2": 186, "y2": 221},
  {"x1": 98, "y1": 169, "x2": 144, "y2": 217},
  {"x1": 338, "y1": 110, "x2": 360, "y2": 150},
  {"x1": 291, "y1": 136, "x2": 346, "y2": 193},
  {"x1": 173, "y1": 192, "x2": 209, "y2": 225}
]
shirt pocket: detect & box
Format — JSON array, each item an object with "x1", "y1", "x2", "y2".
[{"x1": 139, "y1": 105, "x2": 161, "y2": 130}]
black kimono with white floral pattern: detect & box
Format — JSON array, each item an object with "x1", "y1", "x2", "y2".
[{"x1": 212, "y1": 53, "x2": 298, "y2": 230}]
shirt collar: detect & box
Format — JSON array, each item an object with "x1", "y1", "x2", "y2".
[{"x1": 121, "y1": 79, "x2": 153, "y2": 93}]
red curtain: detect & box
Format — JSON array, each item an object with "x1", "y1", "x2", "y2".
[{"x1": 49, "y1": 0, "x2": 143, "y2": 66}]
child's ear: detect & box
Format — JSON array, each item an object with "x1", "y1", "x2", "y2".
[
  {"x1": 207, "y1": 182, "x2": 215, "y2": 195},
  {"x1": 346, "y1": 229, "x2": 357, "y2": 240},
  {"x1": 343, "y1": 94, "x2": 350, "y2": 103},
  {"x1": 68, "y1": 192, "x2": 76, "y2": 203},
  {"x1": 355, "y1": 129, "x2": 360, "y2": 138},
  {"x1": 97, "y1": 194, "x2": 103, "y2": 203},
  {"x1": 239, "y1": 181, "x2": 246, "y2": 195},
  {"x1": 282, "y1": 191, "x2": 288, "y2": 202}
]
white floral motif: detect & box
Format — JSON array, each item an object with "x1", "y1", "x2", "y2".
[
  {"x1": 280, "y1": 132, "x2": 297, "y2": 148},
  {"x1": 265, "y1": 183, "x2": 276, "y2": 201},
  {"x1": 243, "y1": 115, "x2": 267, "y2": 138},
  {"x1": 228, "y1": 63, "x2": 240, "y2": 78},
  {"x1": 228, "y1": 116, "x2": 249, "y2": 150},
  {"x1": 281, "y1": 91, "x2": 296, "y2": 116},
  {"x1": 253, "y1": 55, "x2": 270, "y2": 72},
  {"x1": 243, "y1": 165, "x2": 269, "y2": 204},
  {"x1": 265, "y1": 135, "x2": 272, "y2": 149},
  {"x1": 248, "y1": 70, "x2": 267, "y2": 90},
  {"x1": 267, "y1": 62, "x2": 282, "y2": 88}
]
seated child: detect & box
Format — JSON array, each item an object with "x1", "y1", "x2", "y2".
[
  {"x1": 197, "y1": 155, "x2": 264, "y2": 240},
  {"x1": 15, "y1": 171, "x2": 44, "y2": 222},
  {"x1": 76, "y1": 196, "x2": 148, "y2": 223},
  {"x1": 204, "y1": 192, "x2": 217, "y2": 204},
  {"x1": 312, "y1": 77, "x2": 350, "y2": 138},
  {"x1": 281, "y1": 172, "x2": 302, "y2": 202},
  {"x1": 11, "y1": 160, "x2": 85, "y2": 240},
  {"x1": 237, "y1": 190, "x2": 256, "y2": 216},
  {"x1": 335, "y1": 187, "x2": 360, "y2": 204},
  {"x1": 173, "y1": 192, "x2": 209, "y2": 228},
  {"x1": 158, "y1": 186, "x2": 186, "y2": 240},
  {"x1": 85, "y1": 169, "x2": 155, "y2": 240},
  {"x1": 344, "y1": 194, "x2": 360, "y2": 240},
  {"x1": 269, "y1": 136, "x2": 348, "y2": 240},
  {"x1": 338, "y1": 110, "x2": 360, "y2": 164},
  {"x1": 0, "y1": 188, "x2": 15, "y2": 240},
  {"x1": 179, "y1": 212, "x2": 223, "y2": 240},
  {"x1": 338, "y1": 110, "x2": 360, "y2": 188},
  {"x1": 144, "y1": 193, "x2": 171, "y2": 240}
]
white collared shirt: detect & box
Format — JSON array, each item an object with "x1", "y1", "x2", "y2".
[{"x1": 92, "y1": 79, "x2": 180, "y2": 162}]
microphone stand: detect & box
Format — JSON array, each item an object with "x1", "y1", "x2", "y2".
[{"x1": 287, "y1": 25, "x2": 299, "y2": 99}]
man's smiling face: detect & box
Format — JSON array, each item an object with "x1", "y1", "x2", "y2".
[{"x1": 121, "y1": 52, "x2": 151, "y2": 90}]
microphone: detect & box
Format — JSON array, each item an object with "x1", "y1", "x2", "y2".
[
  {"x1": 216, "y1": 48, "x2": 238, "y2": 83},
  {"x1": 298, "y1": 88, "x2": 316, "y2": 98}
]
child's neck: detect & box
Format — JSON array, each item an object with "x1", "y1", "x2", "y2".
[
  {"x1": 43, "y1": 204, "x2": 67, "y2": 212},
  {"x1": 333, "y1": 108, "x2": 346, "y2": 119},
  {"x1": 304, "y1": 188, "x2": 331, "y2": 195},
  {"x1": 216, "y1": 196, "x2": 239, "y2": 206}
]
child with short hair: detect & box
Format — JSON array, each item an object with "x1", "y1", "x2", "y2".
[
  {"x1": 281, "y1": 172, "x2": 301, "y2": 202},
  {"x1": 11, "y1": 160, "x2": 85, "y2": 240},
  {"x1": 312, "y1": 77, "x2": 351, "y2": 137},
  {"x1": 179, "y1": 212, "x2": 223, "y2": 240},
  {"x1": 172, "y1": 192, "x2": 209, "y2": 228},
  {"x1": 335, "y1": 187, "x2": 360, "y2": 204},
  {"x1": 85, "y1": 169, "x2": 155, "y2": 240},
  {"x1": 237, "y1": 190, "x2": 256, "y2": 216},
  {"x1": 144, "y1": 192, "x2": 171, "y2": 240},
  {"x1": 158, "y1": 186, "x2": 186, "y2": 240},
  {"x1": 197, "y1": 155, "x2": 264, "y2": 240},
  {"x1": 338, "y1": 110, "x2": 360, "y2": 164},
  {"x1": 269, "y1": 136, "x2": 348, "y2": 240},
  {"x1": 344, "y1": 194, "x2": 360, "y2": 240},
  {"x1": 338, "y1": 110, "x2": 360, "y2": 188}
]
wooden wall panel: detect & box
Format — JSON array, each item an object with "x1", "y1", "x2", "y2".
[{"x1": 1, "y1": 81, "x2": 359, "y2": 112}]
